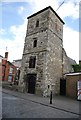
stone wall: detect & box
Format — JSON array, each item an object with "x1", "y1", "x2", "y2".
[
  {"x1": 27, "y1": 9, "x2": 49, "y2": 35},
  {"x1": 63, "y1": 49, "x2": 74, "y2": 74},
  {"x1": 42, "y1": 9, "x2": 63, "y2": 95},
  {"x1": 19, "y1": 51, "x2": 47, "y2": 94},
  {"x1": 19, "y1": 6, "x2": 75, "y2": 96}
]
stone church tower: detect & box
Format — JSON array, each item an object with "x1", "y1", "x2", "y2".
[{"x1": 19, "y1": 6, "x2": 73, "y2": 96}]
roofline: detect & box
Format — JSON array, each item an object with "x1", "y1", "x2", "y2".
[
  {"x1": 65, "y1": 72, "x2": 81, "y2": 76},
  {"x1": 7, "y1": 61, "x2": 16, "y2": 67},
  {"x1": 0, "y1": 55, "x2": 3, "y2": 58},
  {"x1": 13, "y1": 59, "x2": 22, "y2": 62},
  {"x1": 27, "y1": 6, "x2": 65, "y2": 24}
]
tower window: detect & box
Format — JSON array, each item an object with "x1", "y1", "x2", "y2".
[
  {"x1": 33, "y1": 39, "x2": 37, "y2": 47},
  {"x1": 29, "y1": 56, "x2": 36, "y2": 68},
  {"x1": 55, "y1": 22, "x2": 57, "y2": 31},
  {"x1": 36, "y1": 20, "x2": 39, "y2": 27}
]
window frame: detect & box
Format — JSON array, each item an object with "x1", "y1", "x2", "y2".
[
  {"x1": 29, "y1": 56, "x2": 36, "y2": 68},
  {"x1": 36, "y1": 20, "x2": 39, "y2": 27},
  {"x1": 33, "y1": 39, "x2": 37, "y2": 47}
]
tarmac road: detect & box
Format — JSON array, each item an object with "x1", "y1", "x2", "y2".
[{"x1": 2, "y1": 92, "x2": 79, "y2": 119}]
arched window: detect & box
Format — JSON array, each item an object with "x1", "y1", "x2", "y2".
[
  {"x1": 36, "y1": 20, "x2": 39, "y2": 27},
  {"x1": 29, "y1": 56, "x2": 36, "y2": 68},
  {"x1": 33, "y1": 39, "x2": 37, "y2": 47}
]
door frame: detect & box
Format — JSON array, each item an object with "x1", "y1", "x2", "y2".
[
  {"x1": 60, "y1": 78, "x2": 66, "y2": 96},
  {"x1": 26, "y1": 73, "x2": 37, "y2": 94}
]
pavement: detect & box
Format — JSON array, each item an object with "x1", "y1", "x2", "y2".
[{"x1": 2, "y1": 88, "x2": 81, "y2": 116}]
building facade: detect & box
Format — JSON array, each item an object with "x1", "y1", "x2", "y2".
[
  {"x1": 12, "y1": 59, "x2": 22, "y2": 69},
  {"x1": 19, "y1": 6, "x2": 74, "y2": 96},
  {"x1": 2, "y1": 52, "x2": 17, "y2": 82},
  {"x1": 65, "y1": 73, "x2": 81, "y2": 99},
  {"x1": 12, "y1": 59, "x2": 21, "y2": 84}
]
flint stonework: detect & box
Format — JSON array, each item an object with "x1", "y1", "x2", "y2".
[{"x1": 19, "y1": 6, "x2": 74, "y2": 96}]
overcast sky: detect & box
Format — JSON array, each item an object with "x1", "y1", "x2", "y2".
[{"x1": 0, "y1": 0, "x2": 80, "y2": 63}]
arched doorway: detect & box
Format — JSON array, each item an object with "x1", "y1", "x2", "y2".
[{"x1": 26, "y1": 74, "x2": 37, "y2": 94}]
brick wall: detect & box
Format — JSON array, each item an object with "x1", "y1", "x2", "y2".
[
  {"x1": 66, "y1": 73, "x2": 81, "y2": 98},
  {"x1": 2, "y1": 57, "x2": 17, "y2": 82},
  {"x1": 4, "y1": 62, "x2": 17, "y2": 82},
  {"x1": 0, "y1": 59, "x2": 2, "y2": 81}
]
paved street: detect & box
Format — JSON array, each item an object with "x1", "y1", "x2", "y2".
[{"x1": 2, "y1": 89, "x2": 80, "y2": 119}]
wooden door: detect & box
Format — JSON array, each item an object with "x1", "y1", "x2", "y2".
[{"x1": 27, "y1": 74, "x2": 36, "y2": 94}]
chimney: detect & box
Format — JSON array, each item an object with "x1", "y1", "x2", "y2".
[{"x1": 5, "y1": 52, "x2": 8, "y2": 60}]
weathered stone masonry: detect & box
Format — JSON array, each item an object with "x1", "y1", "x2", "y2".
[{"x1": 19, "y1": 6, "x2": 74, "y2": 96}]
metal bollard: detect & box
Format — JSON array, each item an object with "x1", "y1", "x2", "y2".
[{"x1": 50, "y1": 91, "x2": 52, "y2": 104}]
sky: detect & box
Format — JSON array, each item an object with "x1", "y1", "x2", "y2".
[{"x1": 0, "y1": 0, "x2": 80, "y2": 63}]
